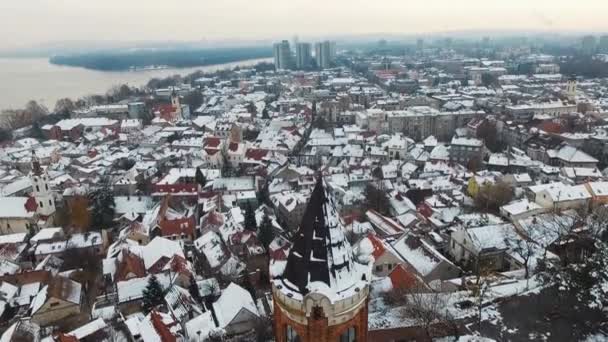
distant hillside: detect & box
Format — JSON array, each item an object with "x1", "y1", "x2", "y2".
[{"x1": 49, "y1": 47, "x2": 273, "y2": 71}]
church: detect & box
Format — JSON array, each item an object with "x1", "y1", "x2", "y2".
[{"x1": 271, "y1": 177, "x2": 372, "y2": 342}]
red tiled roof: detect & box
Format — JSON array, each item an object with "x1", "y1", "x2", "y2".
[
  {"x1": 389, "y1": 264, "x2": 419, "y2": 290},
  {"x1": 270, "y1": 247, "x2": 289, "y2": 261},
  {"x1": 202, "y1": 210, "x2": 224, "y2": 227},
  {"x1": 245, "y1": 148, "x2": 269, "y2": 161},
  {"x1": 159, "y1": 216, "x2": 195, "y2": 237},
  {"x1": 150, "y1": 311, "x2": 178, "y2": 342},
  {"x1": 24, "y1": 196, "x2": 38, "y2": 213},
  {"x1": 57, "y1": 333, "x2": 78, "y2": 342},
  {"x1": 366, "y1": 234, "x2": 387, "y2": 259},
  {"x1": 116, "y1": 249, "x2": 146, "y2": 281},
  {"x1": 203, "y1": 137, "x2": 222, "y2": 148},
  {"x1": 228, "y1": 142, "x2": 239, "y2": 152},
  {"x1": 154, "y1": 104, "x2": 177, "y2": 120},
  {"x1": 204, "y1": 149, "x2": 220, "y2": 156}
]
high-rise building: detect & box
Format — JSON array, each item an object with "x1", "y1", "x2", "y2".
[
  {"x1": 296, "y1": 42, "x2": 312, "y2": 70},
  {"x1": 599, "y1": 35, "x2": 608, "y2": 53},
  {"x1": 482, "y1": 36, "x2": 490, "y2": 48},
  {"x1": 272, "y1": 178, "x2": 371, "y2": 342},
  {"x1": 273, "y1": 40, "x2": 295, "y2": 70},
  {"x1": 416, "y1": 38, "x2": 424, "y2": 52},
  {"x1": 315, "y1": 41, "x2": 334, "y2": 69},
  {"x1": 581, "y1": 35, "x2": 597, "y2": 55}
]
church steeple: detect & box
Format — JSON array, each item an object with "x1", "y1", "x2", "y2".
[
  {"x1": 281, "y1": 176, "x2": 362, "y2": 296},
  {"x1": 272, "y1": 177, "x2": 371, "y2": 342},
  {"x1": 29, "y1": 151, "x2": 55, "y2": 217}
]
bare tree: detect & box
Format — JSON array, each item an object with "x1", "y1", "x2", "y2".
[
  {"x1": 506, "y1": 232, "x2": 537, "y2": 282},
  {"x1": 400, "y1": 285, "x2": 458, "y2": 339},
  {"x1": 475, "y1": 281, "x2": 491, "y2": 332}
]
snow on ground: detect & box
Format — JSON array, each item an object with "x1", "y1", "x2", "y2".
[
  {"x1": 581, "y1": 333, "x2": 608, "y2": 342},
  {"x1": 368, "y1": 275, "x2": 547, "y2": 331}
]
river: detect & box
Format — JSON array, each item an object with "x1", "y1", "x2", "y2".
[{"x1": 0, "y1": 57, "x2": 272, "y2": 110}]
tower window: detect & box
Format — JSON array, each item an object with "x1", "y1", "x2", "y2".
[
  {"x1": 339, "y1": 327, "x2": 356, "y2": 342},
  {"x1": 49, "y1": 200, "x2": 52, "y2": 206},
  {"x1": 286, "y1": 325, "x2": 300, "y2": 342},
  {"x1": 39, "y1": 201, "x2": 44, "y2": 208},
  {"x1": 36, "y1": 185, "x2": 40, "y2": 192},
  {"x1": 45, "y1": 184, "x2": 48, "y2": 191}
]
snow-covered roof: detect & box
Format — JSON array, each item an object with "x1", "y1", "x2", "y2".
[
  {"x1": 0, "y1": 197, "x2": 34, "y2": 219},
  {"x1": 185, "y1": 311, "x2": 217, "y2": 340},
  {"x1": 391, "y1": 234, "x2": 453, "y2": 276},
  {"x1": 142, "y1": 237, "x2": 184, "y2": 270},
  {"x1": 466, "y1": 224, "x2": 517, "y2": 252},
  {"x1": 500, "y1": 199, "x2": 544, "y2": 217},
  {"x1": 213, "y1": 283, "x2": 259, "y2": 327}
]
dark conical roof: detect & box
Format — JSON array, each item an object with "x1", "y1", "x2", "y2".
[{"x1": 280, "y1": 177, "x2": 357, "y2": 295}]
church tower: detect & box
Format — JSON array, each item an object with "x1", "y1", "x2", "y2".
[
  {"x1": 30, "y1": 152, "x2": 55, "y2": 217},
  {"x1": 566, "y1": 77, "x2": 577, "y2": 102},
  {"x1": 170, "y1": 90, "x2": 183, "y2": 120},
  {"x1": 271, "y1": 178, "x2": 371, "y2": 342}
]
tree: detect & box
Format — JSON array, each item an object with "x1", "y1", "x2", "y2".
[
  {"x1": 0, "y1": 128, "x2": 12, "y2": 143},
  {"x1": 481, "y1": 73, "x2": 498, "y2": 88},
  {"x1": 262, "y1": 107, "x2": 270, "y2": 119},
  {"x1": 30, "y1": 122, "x2": 43, "y2": 139},
  {"x1": 312, "y1": 115, "x2": 329, "y2": 130},
  {"x1": 182, "y1": 91, "x2": 204, "y2": 113},
  {"x1": 476, "y1": 121, "x2": 500, "y2": 152},
  {"x1": 2, "y1": 100, "x2": 48, "y2": 130},
  {"x1": 25, "y1": 100, "x2": 48, "y2": 121},
  {"x1": 244, "y1": 203, "x2": 257, "y2": 232},
  {"x1": 395, "y1": 285, "x2": 458, "y2": 339},
  {"x1": 536, "y1": 208, "x2": 608, "y2": 311},
  {"x1": 54, "y1": 98, "x2": 75, "y2": 116},
  {"x1": 467, "y1": 155, "x2": 483, "y2": 172},
  {"x1": 195, "y1": 167, "x2": 207, "y2": 187},
  {"x1": 507, "y1": 235, "x2": 537, "y2": 282},
  {"x1": 89, "y1": 181, "x2": 116, "y2": 230},
  {"x1": 188, "y1": 275, "x2": 201, "y2": 303},
  {"x1": 258, "y1": 213, "x2": 275, "y2": 250},
  {"x1": 246, "y1": 102, "x2": 257, "y2": 116},
  {"x1": 474, "y1": 181, "x2": 513, "y2": 213},
  {"x1": 364, "y1": 184, "x2": 391, "y2": 216},
  {"x1": 142, "y1": 274, "x2": 165, "y2": 313}
]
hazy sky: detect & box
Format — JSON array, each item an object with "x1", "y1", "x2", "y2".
[{"x1": 1, "y1": 0, "x2": 607, "y2": 49}]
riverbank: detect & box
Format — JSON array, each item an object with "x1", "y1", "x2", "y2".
[{"x1": 0, "y1": 57, "x2": 272, "y2": 110}]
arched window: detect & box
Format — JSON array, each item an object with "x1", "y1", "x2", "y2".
[
  {"x1": 36, "y1": 185, "x2": 40, "y2": 192},
  {"x1": 286, "y1": 325, "x2": 301, "y2": 342},
  {"x1": 339, "y1": 327, "x2": 356, "y2": 342}
]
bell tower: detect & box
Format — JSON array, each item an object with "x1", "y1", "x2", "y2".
[
  {"x1": 29, "y1": 152, "x2": 55, "y2": 217},
  {"x1": 271, "y1": 178, "x2": 371, "y2": 342},
  {"x1": 170, "y1": 90, "x2": 183, "y2": 120},
  {"x1": 566, "y1": 77, "x2": 577, "y2": 102}
]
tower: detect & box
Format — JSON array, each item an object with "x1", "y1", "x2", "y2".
[
  {"x1": 296, "y1": 42, "x2": 312, "y2": 70},
  {"x1": 30, "y1": 152, "x2": 55, "y2": 217},
  {"x1": 566, "y1": 78, "x2": 577, "y2": 102},
  {"x1": 170, "y1": 91, "x2": 182, "y2": 120},
  {"x1": 314, "y1": 41, "x2": 334, "y2": 70},
  {"x1": 273, "y1": 40, "x2": 295, "y2": 70},
  {"x1": 271, "y1": 178, "x2": 371, "y2": 342}
]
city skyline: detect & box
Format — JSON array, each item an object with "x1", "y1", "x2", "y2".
[{"x1": 2, "y1": 0, "x2": 608, "y2": 50}]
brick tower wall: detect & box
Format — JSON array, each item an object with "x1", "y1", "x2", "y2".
[{"x1": 273, "y1": 298, "x2": 369, "y2": 342}]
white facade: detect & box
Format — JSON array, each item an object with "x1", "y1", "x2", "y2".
[{"x1": 30, "y1": 160, "x2": 56, "y2": 217}]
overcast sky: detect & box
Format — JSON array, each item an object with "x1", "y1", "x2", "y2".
[{"x1": 1, "y1": 0, "x2": 607, "y2": 49}]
